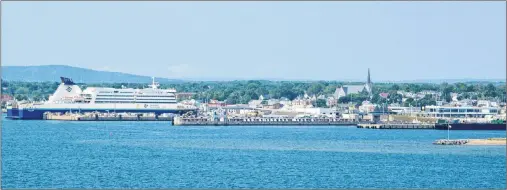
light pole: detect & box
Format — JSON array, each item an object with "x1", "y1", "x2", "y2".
[
  {"x1": 447, "y1": 124, "x2": 452, "y2": 140},
  {"x1": 386, "y1": 98, "x2": 390, "y2": 123}
]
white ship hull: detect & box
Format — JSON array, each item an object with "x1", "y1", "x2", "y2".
[
  {"x1": 7, "y1": 103, "x2": 197, "y2": 120},
  {"x1": 23, "y1": 103, "x2": 193, "y2": 110}
]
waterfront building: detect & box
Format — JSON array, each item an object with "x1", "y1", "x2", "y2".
[
  {"x1": 248, "y1": 99, "x2": 263, "y2": 109},
  {"x1": 388, "y1": 106, "x2": 422, "y2": 115},
  {"x1": 292, "y1": 107, "x2": 337, "y2": 117},
  {"x1": 267, "y1": 99, "x2": 280, "y2": 106},
  {"x1": 311, "y1": 95, "x2": 317, "y2": 101},
  {"x1": 477, "y1": 100, "x2": 499, "y2": 107},
  {"x1": 279, "y1": 99, "x2": 292, "y2": 106},
  {"x1": 222, "y1": 104, "x2": 255, "y2": 116},
  {"x1": 326, "y1": 97, "x2": 338, "y2": 107},
  {"x1": 421, "y1": 105, "x2": 500, "y2": 118},
  {"x1": 264, "y1": 103, "x2": 282, "y2": 109},
  {"x1": 291, "y1": 98, "x2": 313, "y2": 108},
  {"x1": 358, "y1": 101, "x2": 376, "y2": 113},
  {"x1": 207, "y1": 99, "x2": 226, "y2": 108}
]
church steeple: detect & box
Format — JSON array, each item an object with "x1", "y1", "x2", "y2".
[
  {"x1": 367, "y1": 68, "x2": 371, "y2": 85},
  {"x1": 365, "y1": 68, "x2": 373, "y2": 99}
]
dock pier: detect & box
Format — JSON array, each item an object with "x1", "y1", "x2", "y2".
[
  {"x1": 172, "y1": 116, "x2": 362, "y2": 126},
  {"x1": 357, "y1": 123, "x2": 435, "y2": 129}
]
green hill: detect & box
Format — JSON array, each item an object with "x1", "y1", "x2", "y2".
[{"x1": 1, "y1": 65, "x2": 183, "y2": 84}]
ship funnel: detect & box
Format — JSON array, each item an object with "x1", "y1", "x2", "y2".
[{"x1": 60, "y1": 77, "x2": 75, "y2": 85}]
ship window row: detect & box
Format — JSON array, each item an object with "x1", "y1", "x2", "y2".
[
  {"x1": 97, "y1": 94, "x2": 134, "y2": 97},
  {"x1": 136, "y1": 98, "x2": 176, "y2": 100},
  {"x1": 95, "y1": 98, "x2": 175, "y2": 101},
  {"x1": 95, "y1": 99, "x2": 177, "y2": 101},
  {"x1": 95, "y1": 101, "x2": 177, "y2": 104},
  {"x1": 136, "y1": 95, "x2": 175, "y2": 97},
  {"x1": 96, "y1": 94, "x2": 175, "y2": 97},
  {"x1": 95, "y1": 101, "x2": 177, "y2": 102},
  {"x1": 95, "y1": 98, "x2": 177, "y2": 101},
  {"x1": 427, "y1": 108, "x2": 498, "y2": 113},
  {"x1": 98, "y1": 91, "x2": 175, "y2": 94}
]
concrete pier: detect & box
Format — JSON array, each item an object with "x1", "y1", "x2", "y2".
[
  {"x1": 357, "y1": 123, "x2": 435, "y2": 129},
  {"x1": 173, "y1": 116, "x2": 362, "y2": 126}
]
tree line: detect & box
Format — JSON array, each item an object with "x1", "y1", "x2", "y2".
[{"x1": 1, "y1": 79, "x2": 505, "y2": 108}]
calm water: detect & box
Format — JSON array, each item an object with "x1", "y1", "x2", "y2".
[{"x1": 2, "y1": 119, "x2": 506, "y2": 189}]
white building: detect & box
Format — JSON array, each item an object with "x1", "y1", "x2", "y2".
[
  {"x1": 388, "y1": 106, "x2": 422, "y2": 114},
  {"x1": 223, "y1": 104, "x2": 256, "y2": 116},
  {"x1": 292, "y1": 107, "x2": 337, "y2": 117},
  {"x1": 267, "y1": 99, "x2": 280, "y2": 105},
  {"x1": 358, "y1": 101, "x2": 375, "y2": 113},
  {"x1": 477, "y1": 100, "x2": 498, "y2": 107},
  {"x1": 422, "y1": 106, "x2": 500, "y2": 118}
]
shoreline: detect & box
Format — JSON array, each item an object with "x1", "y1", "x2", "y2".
[
  {"x1": 434, "y1": 138, "x2": 506, "y2": 146},
  {"x1": 466, "y1": 138, "x2": 506, "y2": 146}
]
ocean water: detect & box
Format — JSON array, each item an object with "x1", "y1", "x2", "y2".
[{"x1": 2, "y1": 119, "x2": 506, "y2": 189}]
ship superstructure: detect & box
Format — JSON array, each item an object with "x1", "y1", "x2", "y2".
[{"x1": 6, "y1": 77, "x2": 197, "y2": 120}]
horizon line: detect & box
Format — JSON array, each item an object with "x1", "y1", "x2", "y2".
[{"x1": 2, "y1": 64, "x2": 505, "y2": 83}]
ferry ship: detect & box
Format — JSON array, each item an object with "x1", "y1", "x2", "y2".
[{"x1": 6, "y1": 77, "x2": 197, "y2": 120}]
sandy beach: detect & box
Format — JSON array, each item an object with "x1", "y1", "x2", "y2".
[{"x1": 466, "y1": 138, "x2": 506, "y2": 146}]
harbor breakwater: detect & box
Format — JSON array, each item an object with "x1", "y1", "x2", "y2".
[{"x1": 433, "y1": 138, "x2": 506, "y2": 145}]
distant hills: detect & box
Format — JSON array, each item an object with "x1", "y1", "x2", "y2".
[
  {"x1": 1, "y1": 65, "x2": 504, "y2": 84},
  {"x1": 1, "y1": 65, "x2": 183, "y2": 84},
  {"x1": 378, "y1": 79, "x2": 506, "y2": 84}
]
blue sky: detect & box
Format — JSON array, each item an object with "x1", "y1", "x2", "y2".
[{"x1": 2, "y1": 2, "x2": 505, "y2": 81}]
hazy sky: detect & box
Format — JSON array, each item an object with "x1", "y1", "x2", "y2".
[{"x1": 2, "y1": 2, "x2": 506, "y2": 81}]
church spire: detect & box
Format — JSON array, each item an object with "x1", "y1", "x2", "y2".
[
  {"x1": 367, "y1": 68, "x2": 371, "y2": 84},
  {"x1": 366, "y1": 68, "x2": 373, "y2": 99}
]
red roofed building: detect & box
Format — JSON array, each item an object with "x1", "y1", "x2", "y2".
[
  {"x1": 1, "y1": 94, "x2": 13, "y2": 102},
  {"x1": 208, "y1": 99, "x2": 226, "y2": 108},
  {"x1": 379, "y1": 93, "x2": 389, "y2": 99}
]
